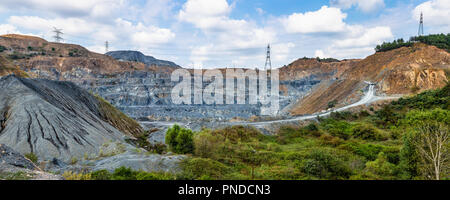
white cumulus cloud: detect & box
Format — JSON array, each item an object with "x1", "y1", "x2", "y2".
[
  {"x1": 413, "y1": 0, "x2": 450, "y2": 31},
  {"x1": 282, "y1": 6, "x2": 348, "y2": 34}
]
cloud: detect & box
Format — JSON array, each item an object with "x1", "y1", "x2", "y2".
[
  {"x1": 413, "y1": 0, "x2": 450, "y2": 30},
  {"x1": 282, "y1": 6, "x2": 348, "y2": 34},
  {"x1": 7, "y1": 16, "x2": 175, "y2": 53},
  {"x1": 315, "y1": 26, "x2": 393, "y2": 59},
  {"x1": 178, "y1": 0, "x2": 276, "y2": 67},
  {"x1": 0, "y1": 0, "x2": 127, "y2": 19},
  {"x1": 330, "y1": 0, "x2": 385, "y2": 13},
  {"x1": 0, "y1": 24, "x2": 19, "y2": 35}
]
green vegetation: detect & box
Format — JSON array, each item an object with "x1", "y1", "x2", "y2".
[
  {"x1": 171, "y1": 84, "x2": 449, "y2": 180},
  {"x1": 375, "y1": 34, "x2": 450, "y2": 52},
  {"x1": 0, "y1": 171, "x2": 32, "y2": 180},
  {"x1": 63, "y1": 167, "x2": 175, "y2": 180},
  {"x1": 328, "y1": 100, "x2": 337, "y2": 109},
  {"x1": 166, "y1": 124, "x2": 194, "y2": 154},
  {"x1": 24, "y1": 152, "x2": 38, "y2": 164},
  {"x1": 61, "y1": 84, "x2": 449, "y2": 180},
  {"x1": 0, "y1": 45, "x2": 6, "y2": 52}
]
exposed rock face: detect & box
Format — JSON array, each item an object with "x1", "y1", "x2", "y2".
[
  {"x1": 92, "y1": 153, "x2": 186, "y2": 173},
  {"x1": 1, "y1": 34, "x2": 448, "y2": 120},
  {"x1": 0, "y1": 75, "x2": 135, "y2": 162},
  {"x1": 0, "y1": 143, "x2": 38, "y2": 170},
  {"x1": 106, "y1": 51, "x2": 180, "y2": 68},
  {"x1": 289, "y1": 44, "x2": 449, "y2": 115},
  {"x1": 0, "y1": 144, "x2": 62, "y2": 180}
]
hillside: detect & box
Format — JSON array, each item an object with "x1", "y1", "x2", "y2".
[
  {"x1": 1, "y1": 34, "x2": 448, "y2": 121},
  {"x1": 0, "y1": 55, "x2": 28, "y2": 77},
  {"x1": 288, "y1": 43, "x2": 449, "y2": 115},
  {"x1": 0, "y1": 75, "x2": 144, "y2": 162},
  {"x1": 0, "y1": 34, "x2": 177, "y2": 79},
  {"x1": 106, "y1": 51, "x2": 180, "y2": 68}
]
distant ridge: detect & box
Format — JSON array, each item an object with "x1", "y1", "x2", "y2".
[{"x1": 106, "y1": 50, "x2": 179, "y2": 68}]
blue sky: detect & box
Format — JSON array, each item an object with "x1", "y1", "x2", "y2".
[{"x1": 0, "y1": 0, "x2": 449, "y2": 68}]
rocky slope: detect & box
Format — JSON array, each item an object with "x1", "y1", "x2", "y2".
[
  {"x1": 288, "y1": 43, "x2": 449, "y2": 115},
  {"x1": 1, "y1": 34, "x2": 448, "y2": 120},
  {"x1": 106, "y1": 50, "x2": 179, "y2": 68},
  {"x1": 0, "y1": 144, "x2": 62, "y2": 180},
  {"x1": 0, "y1": 34, "x2": 311, "y2": 121},
  {"x1": 0, "y1": 75, "x2": 143, "y2": 162}
]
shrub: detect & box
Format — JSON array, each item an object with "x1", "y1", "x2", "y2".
[
  {"x1": 320, "y1": 119, "x2": 352, "y2": 140},
  {"x1": 89, "y1": 167, "x2": 174, "y2": 180},
  {"x1": 301, "y1": 149, "x2": 352, "y2": 179},
  {"x1": 112, "y1": 166, "x2": 138, "y2": 180},
  {"x1": 277, "y1": 126, "x2": 303, "y2": 144},
  {"x1": 330, "y1": 111, "x2": 357, "y2": 121},
  {"x1": 0, "y1": 45, "x2": 6, "y2": 52},
  {"x1": 180, "y1": 158, "x2": 230, "y2": 180},
  {"x1": 194, "y1": 129, "x2": 224, "y2": 158},
  {"x1": 362, "y1": 152, "x2": 397, "y2": 179},
  {"x1": 351, "y1": 123, "x2": 387, "y2": 141},
  {"x1": 166, "y1": 124, "x2": 194, "y2": 154},
  {"x1": 24, "y1": 152, "x2": 38, "y2": 164},
  {"x1": 211, "y1": 125, "x2": 262, "y2": 143},
  {"x1": 62, "y1": 171, "x2": 92, "y2": 180},
  {"x1": 319, "y1": 134, "x2": 342, "y2": 146},
  {"x1": 328, "y1": 100, "x2": 337, "y2": 109},
  {"x1": 375, "y1": 105, "x2": 400, "y2": 127},
  {"x1": 90, "y1": 170, "x2": 112, "y2": 180}
]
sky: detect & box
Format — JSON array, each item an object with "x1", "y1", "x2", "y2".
[{"x1": 0, "y1": 0, "x2": 449, "y2": 69}]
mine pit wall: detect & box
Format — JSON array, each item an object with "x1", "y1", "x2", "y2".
[{"x1": 24, "y1": 69, "x2": 321, "y2": 122}]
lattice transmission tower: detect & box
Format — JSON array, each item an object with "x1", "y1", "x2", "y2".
[
  {"x1": 265, "y1": 44, "x2": 272, "y2": 70},
  {"x1": 53, "y1": 27, "x2": 64, "y2": 43},
  {"x1": 105, "y1": 41, "x2": 109, "y2": 53},
  {"x1": 418, "y1": 12, "x2": 424, "y2": 36}
]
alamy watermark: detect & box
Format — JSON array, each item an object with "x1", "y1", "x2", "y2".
[{"x1": 171, "y1": 68, "x2": 280, "y2": 116}]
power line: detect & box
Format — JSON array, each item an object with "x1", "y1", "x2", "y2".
[{"x1": 52, "y1": 27, "x2": 64, "y2": 43}]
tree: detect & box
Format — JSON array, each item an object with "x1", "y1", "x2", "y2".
[
  {"x1": 413, "y1": 122, "x2": 449, "y2": 180},
  {"x1": 175, "y1": 129, "x2": 195, "y2": 154},
  {"x1": 165, "y1": 124, "x2": 194, "y2": 154}
]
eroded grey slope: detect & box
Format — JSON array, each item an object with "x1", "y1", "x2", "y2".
[{"x1": 0, "y1": 75, "x2": 126, "y2": 162}]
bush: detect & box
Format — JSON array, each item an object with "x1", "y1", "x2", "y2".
[
  {"x1": 90, "y1": 170, "x2": 112, "y2": 180},
  {"x1": 351, "y1": 123, "x2": 387, "y2": 141},
  {"x1": 392, "y1": 84, "x2": 449, "y2": 110},
  {"x1": 194, "y1": 129, "x2": 224, "y2": 158},
  {"x1": 0, "y1": 45, "x2": 6, "y2": 52},
  {"x1": 111, "y1": 167, "x2": 137, "y2": 180},
  {"x1": 320, "y1": 119, "x2": 352, "y2": 140},
  {"x1": 328, "y1": 100, "x2": 337, "y2": 109},
  {"x1": 89, "y1": 167, "x2": 174, "y2": 180},
  {"x1": 166, "y1": 124, "x2": 194, "y2": 154},
  {"x1": 24, "y1": 152, "x2": 38, "y2": 164},
  {"x1": 362, "y1": 152, "x2": 397, "y2": 179},
  {"x1": 180, "y1": 158, "x2": 230, "y2": 180},
  {"x1": 62, "y1": 171, "x2": 92, "y2": 180},
  {"x1": 301, "y1": 149, "x2": 352, "y2": 179},
  {"x1": 211, "y1": 125, "x2": 262, "y2": 143},
  {"x1": 330, "y1": 111, "x2": 357, "y2": 121},
  {"x1": 375, "y1": 105, "x2": 400, "y2": 127}
]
